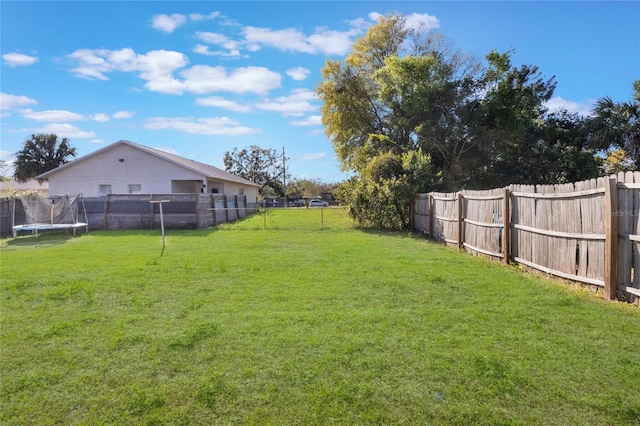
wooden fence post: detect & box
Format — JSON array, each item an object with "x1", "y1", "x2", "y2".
[
  {"x1": 429, "y1": 194, "x2": 435, "y2": 240},
  {"x1": 503, "y1": 187, "x2": 511, "y2": 265},
  {"x1": 604, "y1": 176, "x2": 619, "y2": 300},
  {"x1": 195, "y1": 194, "x2": 201, "y2": 227},
  {"x1": 149, "y1": 194, "x2": 155, "y2": 228},
  {"x1": 103, "y1": 194, "x2": 109, "y2": 230},
  {"x1": 457, "y1": 192, "x2": 464, "y2": 249},
  {"x1": 409, "y1": 196, "x2": 414, "y2": 230}
]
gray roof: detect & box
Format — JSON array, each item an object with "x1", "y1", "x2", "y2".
[{"x1": 37, "y1": 140, "x2": 260, "y2": 187}]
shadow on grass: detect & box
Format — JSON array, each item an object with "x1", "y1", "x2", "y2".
[
  {"x1": 356, "y1": 226, "x2": 432, "y2": 240},
  {"x1": 1, "y1": 232, "x2": 83, "y2": 248},
  {"x1": 84, "y1": 228, "x2": 219, "y2": 238}
]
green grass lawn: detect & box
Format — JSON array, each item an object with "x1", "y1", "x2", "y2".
[{"x1": 1, "y1": 208, "x2": 639, "y2": 425}]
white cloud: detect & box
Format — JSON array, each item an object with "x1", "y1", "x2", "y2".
[
  {"x1": 368, "y1": 12, "x2": 439, "y2": 31},
  {"x1": 242, "y1": 25, "x2": 359, "y2": 56},
  {"x1": 68, "y1": 48, "x2": 149, "y2": 80},
  {"x1": 545, "y1": 96, "x2": 595, "y2": 116},
  {"x1": 1, "y1": 93, "x2": 37, "y2": 110},
  {"x1": 243, "y1": 26, "x2": 314, "y2": 53},
  {"x1": 3, "y1": 52, "x2": 38, "y2": 67},
  {"x1": 291, "y1": 115, "x2": 322, "y2": 126},
  {"x1": 113, "y1": 111, "x2": 135, "y2": 120},
  {"x1": 180, "y1": 65, "x2": 281, "y2": 95},
  {"x1": 256, "y1": 89, "x2": 318, "y2": 117},
  {"x1": 145, "y1": 116, "x2": 258, "y2": 136},
  {"x1": 193, "y1": 44, "x2": 242, "y2": 58},
  {"x1": 67, "y1": 48, "x2": 280, "y2": 96},
  {"x1": 33, "y1": 123, "x2": 96, "y2": 139},
  {"x1": 18, "y1": 107, "x2": 134, "y2": 123},
  {"x1": 113, "y1": 111, "x2": 134, "y2": 119},
  {"x1": 285, "y1": 88, "x2": 318, "y2": 102},
  {"x1": 300, "y1": 152, "x2": 327, "y2": 160},
  {"x1": 91, "y1": 139, "x2": 107, "y2": 144},
  {"x1": 91, "y1": 113, "x2": 111, "y2": 122},
  {"x1": 68, "y1": 50, "x2": 110, "y2": 80},
  {"x1": 307, "y1": 28, "x2": 357, "y2": 55},
  {"x1": 20, "y1": 108, "x2": 85, "y2": 122},
  {"x1": 286, "y1": 67, "x2": 311, "y2": 81},
  {"x1": 348, "y1": 17, "x2": 372, "y2": 31},
  {"x1": 137, "y1": 50, "x2": 189, "y2": 94},
  {"x1": 197, "y1": 32, "x2": 240, "y2": 51},
  {"x1": 151, "y1": 13, "x2": 187, "y2": 33},
  {"x1": 189, "y1": 12, "x2": 220, "y2": 22},
  {"x1": 195, "y1": 96, "x2": 252, "y2": 112},
  {"x1": 404, "y1": 13, "x2": 440, "y2": 31}
]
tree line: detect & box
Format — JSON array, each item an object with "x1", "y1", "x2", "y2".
[
  {"x1": 317, "y1": 13, "x2": 639, "y2": 229},
  {"x1": 223, "y1": 145, "x2": 335, "y2": 200}
]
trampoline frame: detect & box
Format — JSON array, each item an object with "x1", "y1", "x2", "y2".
[{"x1": 12, "y1": 193, "x2": 89, "y2": 238}]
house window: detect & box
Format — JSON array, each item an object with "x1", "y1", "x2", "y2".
[
  {"x1": 128, "y1": 184, "x2": 142, "y2": 194},
  {"x1": 239, "y1": 187, "x2": 244, "y2": 195},
  {"x1": 98, "y1": 184, "x2": 112, "y2": 197},
  {"x1": 210, "y1": 185, "x2": 221, "y2": 194}
]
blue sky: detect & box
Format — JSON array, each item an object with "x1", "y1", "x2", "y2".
[{"x1": 1, "y1": 1, "x2": 638, "y2": 183}]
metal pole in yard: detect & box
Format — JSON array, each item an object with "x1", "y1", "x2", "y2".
[
  {"x1": 282, "y1": 146, "x2": 287, "y2": 208},
  {"x1": 150, "y1": 200, "x2": 170, "y2": 248},
  {"x1": 159, "y1": 203, "x2": 165, "y2": 247}
]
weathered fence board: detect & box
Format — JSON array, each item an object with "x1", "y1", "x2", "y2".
[
  {"x1": 461, "y1": 188, "x2": 505, "y2": 259},
  {"x1": 617, "y1": 171, "x2": 640, "y2": 299},
  {"x1": 431, "y1": 191, "x2": 458, "y2": 245},
  {"x1": 509, "y1": 181, "x2": 607, "y2": 287},
  {"x1": 414, "y1": 175, "x2": 639, "y2": 303},
  {"x1": 412, "y1": 194, "x2": 431, "y2": 235}
]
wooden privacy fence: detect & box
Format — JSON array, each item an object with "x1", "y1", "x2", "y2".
[
  {"x1": 85, "y1": 193, "x2": 258, "y2": 230},
  {"x1": 412, "y1": 172, "x2": 640, "y2": 303},
  {"x1": 1, "y1": 193, "x2": 259, "y2": 235}
]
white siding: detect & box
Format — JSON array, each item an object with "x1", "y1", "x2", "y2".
[
  {"x1": 47, "y1": 144, "x2": 204, "y2": 197},
  {"x1": 220, "y1": 181, "x2": 259, "y2": 203}
]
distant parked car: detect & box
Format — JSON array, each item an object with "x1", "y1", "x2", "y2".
[
  {"x1": 289, "y1": 198, "x2": 306, "y2": 207},
  {"x1": 308, "y1": 199, "x2": 328, "y2": 207}
]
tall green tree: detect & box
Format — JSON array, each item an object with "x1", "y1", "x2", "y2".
[
  {"x1": 223, "y1": 145, "x2": 287, "y2": 196},
  {"x1": 13, "y1": 134, "x2": 76, "y2": 182},
  {"x1": 467, "y1": 51, "x2": 561, "y2": 187},
  {"x1": 334, "y1": 148, "x2": 440, "y2": 229},
  {"x1": 319, "y1": 16, "x2": 482, "y2": 183},
  {"x1": 318, "y1": 14, "x2": 471, "y2": 227},
  {"x1": 319, "y1": 13, "x2": 600, "y2": 228},
  {"x1": 539, "y1": 110, "x2": 601, "y2": 182},
  {"x1": 585, "y1": 80, "x2": 640, "y2": 168}
]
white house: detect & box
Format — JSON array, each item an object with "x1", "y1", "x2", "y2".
[{"x1": 37, "y1": 140, "x2": 260, "y2": 200}]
